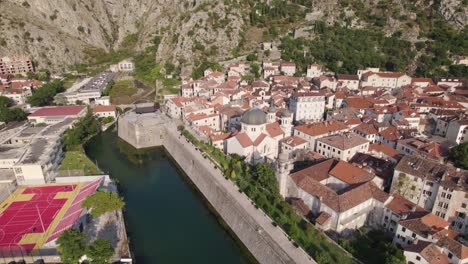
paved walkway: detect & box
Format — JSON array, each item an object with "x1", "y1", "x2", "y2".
[{"x1": 166, "y1": 124, "x2": 316, "y2": 264}]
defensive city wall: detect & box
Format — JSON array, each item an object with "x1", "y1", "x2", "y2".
[{"x1": 118, "y1": 112, "x2": 313, "y2": 264}]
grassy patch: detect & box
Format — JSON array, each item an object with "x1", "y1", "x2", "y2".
[
  {"x1": 63, "y1": 76, "x2": 78, "y2": 90},
  {"x1": 59, "y1": 150, "x2": 102, "y2": 176},
  {"x1": 109, "y1": 80, "x2": 138, "y2": 104}
]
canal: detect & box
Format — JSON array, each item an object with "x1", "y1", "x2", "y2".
[{"x1": 85, "y1": 129, "x2": 253, "y2": 264}]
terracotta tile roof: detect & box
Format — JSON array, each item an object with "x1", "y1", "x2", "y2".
[
  {"x1": 345, "y1": 97, "x2": 374, "y2": 109},
  {"x1": 379, "y1": 126, "x2": 402, "y2": 141},
  {"x1": 281, "y1": 135, "x2": 308, "y2": 147},
  {"x1": 93, "y1": 105, "x2": 115, "y2": 112},
  {"x1": 385, "y1": 194, "x2": 424, "y2": 216},
  {"x1": 354, "y1": 123, "x2": 378, "y2": 135},
  {"x1": 235, "y1": 132, "x2": 253, "y2": 147},
  {"x1": 336, "y1": 74, "x2": 359, "y2": 81},
  {"x1": 317, "y1": 132, "x2": 369, "y2": 150},
  {"x1": 210, "y1": 132, "x2": 231, "y2": 142},
  {"x1": 295, "y1": 120, "x2": 348, "y2": 136},
  {"x1": 400, "y1": 212, "x2": 449, "y2": 238},
  {"x1": 436, "y1": 236, "x2": 468, "y2": 260},
  {"x1": 364, "y1": 72, "x2": 407, "y2": 78},
  {"x1": 291, "y1": 160, "x2": 388, "y2": 212},
  {"x1": 290, "y1": 198, "x2": 311, "y2": 216},
  {"x1": 329, "y1": 161, "x2": 374, "y2": 185},
  {"x1": 290, "y1": 158, "x2": 339, "y2": 182},
  {"x1": 315, "y1": 212, "x2": 331, "y2": 225},
  {"x1": 368, "y1": 143, "x2": 401, "y2": 159},
  {"x1": 253, "y1": 133, "x2": 267, "y2": 146},
  {"x1": 411, "y1": 78, "x2": 435, "y2": 85},
  {"x1": 405, "y1": 240, "x2": 450, "y2": 264}
]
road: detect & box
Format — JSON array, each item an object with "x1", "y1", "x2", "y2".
[{"x1": 167, "y1": 124, "x2": 316, "y2": 264}]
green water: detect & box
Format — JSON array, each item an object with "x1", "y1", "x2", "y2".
[{"x1": 84, "y1": 129, "x2": 253, "y2": 264}]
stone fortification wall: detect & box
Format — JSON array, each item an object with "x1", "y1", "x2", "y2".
[{"x1": 163, "y1": 126, "x2": 314, "y2": 264}]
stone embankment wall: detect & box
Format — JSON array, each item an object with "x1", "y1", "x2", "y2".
[{"x1": 163, "y1": 126, "x2": 314, "y2": 264}]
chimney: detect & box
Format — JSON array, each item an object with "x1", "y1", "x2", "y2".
[{"x1": 411, "y1": 205, "x2": 417, "y2": 212}]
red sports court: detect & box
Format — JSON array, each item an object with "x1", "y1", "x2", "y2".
[{"x1": 0, "y1": 178, "x2": 101, "y2": 254}]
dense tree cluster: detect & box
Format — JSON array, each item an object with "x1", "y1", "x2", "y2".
[
  {"x1": 64, "y1": 109, "x2": 101, "y2": 150},
  {"x1": 82, "y1": 190, "x2": 125, "y2": 217},
  {"x1": 0, "y1": 96, "x2": 27, "y2": 123},
  {"x1": 449, "y1": 142, "x2": 468, "y2": 170},
  {"x1": 57, "y1": 230, "x2": 114, "y2": 264},
  {"x1": 339, "y1": 230, "x2": 405, "y2": 264},
  {"x1": 280, "y1": 25, "x2": 415, "y2": 74},
  {"x1": 27, "y1": 80, "x2": 64, "y2": 106}
]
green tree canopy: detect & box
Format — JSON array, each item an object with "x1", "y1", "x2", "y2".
[
  {"x1": 57, "y1": 229, "x2": 87, "y2": 263},
  {"x1": 252, "y1": 163, "x2": 278, "y2": 193},
  {"x1": 64, "y1": 108, "x2": 101, "y2": 150},
  {"x1": 27, "y1": 80, "x2": 64, "y2": 106},
  {"x1": 82, "y1": 190, "x2": 125, "y2": 217},
  {"x1": 0, "y1": 96, "x2": 13, "y2": 108},
  {"x1": 449, "y1": 142, "x2": 468, "y2": 170},
  {"x1": 0, "y1": 107, "x2": 27, "y2": 123},
  {"x1": 86, "y1": 238, "x2": 114, "y2": 264}
]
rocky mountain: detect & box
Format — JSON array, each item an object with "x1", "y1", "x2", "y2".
[{"x1": 0, "y1": 0, "x2": 465, "y2": 73}]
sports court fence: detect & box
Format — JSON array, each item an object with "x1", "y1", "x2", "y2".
[{"x1": 0, "y1": 246, "x2": 60, "y2": 263}]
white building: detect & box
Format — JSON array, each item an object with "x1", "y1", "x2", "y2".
[
  {"x1": 289, "y1": 92, "x2": 325, "y2": 122},
  {"x1": 294, "y1": 120, "x2": 349, "y2": 150},
  {"x1": 93, "y1": 105, "x2": 116, "y2": 119},
  {"x1": 361, "y1": 72, "x2": 411, "y2": 89},
  {"x1": 280, "y1": 61, "x2": 296, "y2": 76},
  {"x1": 110, "y1": 59, "x2": 134, "y2": 72},
  {"x1": 446, "y1": 119, "x2": 468, "y2": 144},
  {"x1": 306, "y1": 64, "x2": 323, "y2": 79},
  {"x1": 283, "y1": 158, "x2": 389, "y2": 234},
  {"x1": 316, "y1": 132, "x2": 370, "y2": 161},
  {"x1": 225, "y1": 108, "x2": 285, "y2": 164}
]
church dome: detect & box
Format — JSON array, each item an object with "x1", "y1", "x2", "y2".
[{"x1": 241, "y1": 108, "x2": 267, "y2": 125}]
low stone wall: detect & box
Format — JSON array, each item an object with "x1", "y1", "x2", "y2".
[{"x1": 163, "y1": 127, "x2": 313, "y2": 264}]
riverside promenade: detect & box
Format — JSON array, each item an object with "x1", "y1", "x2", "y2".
[{"x1": 163, "y1": 124, "x2": 315, "y2": 264}]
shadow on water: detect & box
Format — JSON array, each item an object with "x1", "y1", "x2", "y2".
[{"x1": 84, "y1": 129, "x2": 257, "y2": 264}]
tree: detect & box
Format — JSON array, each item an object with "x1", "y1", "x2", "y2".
[
  {"x1": 246, "y1": 53, "x2": 257, "y2": 62},
  {"x1": 82, "y1": 190, "x2": 125, "y2": 217},
  {"x1": 86, "y1": 238, "x2": 114, "y2": 264},
  {"x1": 250, "y1": 63, "x2": 260, "y2": 78},
  {"x1": 449, "y1": 142, "x2": 468, "y2": 169},
  {"x1": 0, "y1": 107, "x2": 27, "y2": 123},
  {"x1": 395, "y1": 173, "x2": 415, "y2": 197},
  {"x1": 27, "y1": 80, "x2": 64, "y2": 106},
  {"x1": 64, "y1": 108, "x2": 101, "y2": 150},
  {"x1": 253, "y1": 163, "x2": 278, "y2": 193},
  {"x1": 57, "y1": 229, "x2": 87, "y2": 263},
  {"x1": 0, "y1": 96, "x2": 12, "y2": 108}
]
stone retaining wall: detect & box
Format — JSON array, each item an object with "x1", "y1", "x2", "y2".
[{"x1": 163, "y1": 127, "x2": 313, "y2": 264}]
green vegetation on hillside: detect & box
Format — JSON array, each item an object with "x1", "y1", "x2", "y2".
[
  {"x1": 27, "y1": 80, "x2": 64, "y2": 106},
  {"x1": 281, "y1": 25, "x2": 415, "y2": 74}
]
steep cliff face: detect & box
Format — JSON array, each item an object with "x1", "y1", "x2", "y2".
[
  {"x1": 0, "y1": 0, "x2": 246, "y2": 72},
  {"x1": 0, "y1": 0, "x2": 465, "y2": 73}
]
